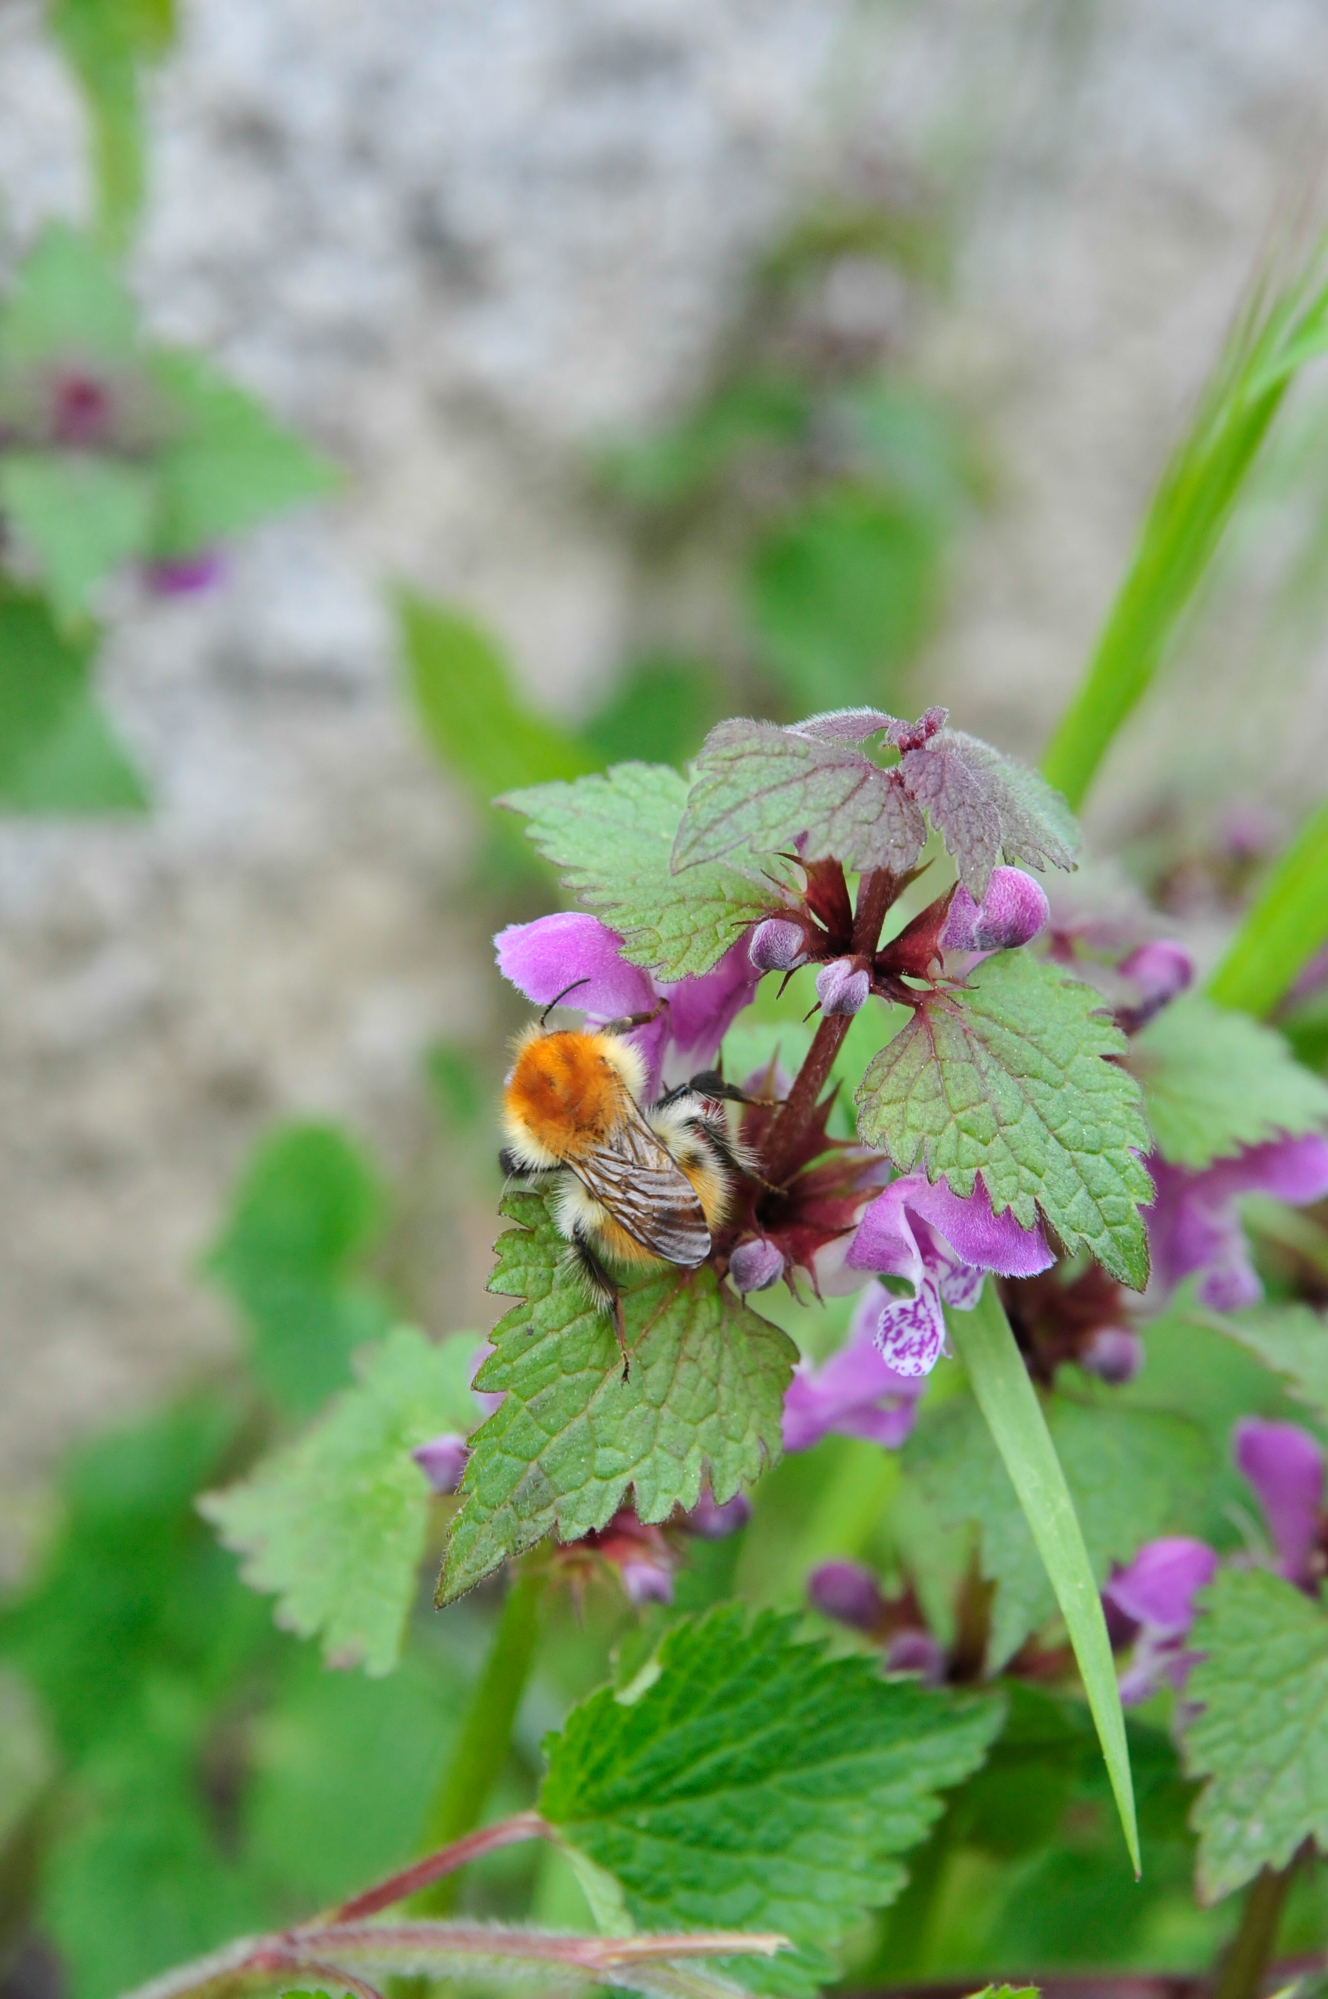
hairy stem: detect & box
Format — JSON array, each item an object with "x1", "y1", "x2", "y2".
[
  {"x1": 761, "y1": 867, "x2": 897, "y2": 1185},
  {"x1": 414, "y1": 1562, "x2": 548, "y2": 1914},
  {"x1": 333, "y1": 1811, "x2": 548, "y2": 1923},
  {"x1": 1214, "y1": 1860, "x2": 1298, "y2": 1999}
]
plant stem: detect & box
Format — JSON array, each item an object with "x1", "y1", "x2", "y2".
[
  {"x1": 761, "y1": 866, "x2": 897, "y2": 1185},
  {"x1": 413, "y1": 1562, "x2": 548, "y2": 1914},
  {"x1": 1206, "y1": 793, "x2": 1328, "y2": 1017},
  {"x1": 1214, "y1": 1860, "x2": 1298, "y2": 1999}
]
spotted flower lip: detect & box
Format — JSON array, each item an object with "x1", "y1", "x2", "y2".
[
  {"x1": 845, "y1": 1174, "x2": 1054, "y2": 1378},
  {"x1": 495, "y1": 911, "x2": 759, "y2": 1099},
  {"x1": 782, "y1": 1282, "x2": 928, "y2": 1452},
  {"x1": 1234, "y1": 1417, "x2": 1324, "y2": 1588},
  {"x1": 1146, "y1": 1131, "x2": 1328, "y2": 1311}
]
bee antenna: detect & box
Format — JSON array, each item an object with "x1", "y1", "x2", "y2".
[{"x1": 540, "y1": 978, "x2": 591, "y2": 1027}]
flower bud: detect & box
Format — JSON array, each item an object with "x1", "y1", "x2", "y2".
[
  {"x1": 808, "y1": 1559, "x2": 885, "y2": 1632},
  {"x1": 1118, "y1": 940, "x2": 1193, "y2": 1025},
  {"x1": 940, "y1": 868, "x2": 1050, "y2": 953},
  {"x1": 1079, "y1": 1325, "x2": 1144, "y2": 1385},
  {"x1": 411, "y1": 1433, "x2": 470, "y2": 1494},
  {"x1": 619, "y1": 1558, "x2": 675, "y2": 1607},
  {"x1": 729, "y1": 1236, "x2": 785, "y2": 1294},
  {"x1": 816, "y1": 958, "x2": 869, "y2": 1016},
  {"x1": 749, "y1": 917, "x2": 808, "y2": 973},
  {"x1": 884, "y1": 1629, "x2": 946, "y2": 1684},
  {"x1": 687, "y1": 1488, "x2": 752, "y2": 1539}
]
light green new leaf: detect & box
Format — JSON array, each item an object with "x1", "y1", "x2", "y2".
[
  {"x1": 0, "y1": 223, "x2": 138, "y2": 368},
  {"x1": 1194, "y1": 1300, "x2": 1328, "y2": 1425},
  {"x1": 1129, "y1": 993, "x2": 1328, "y2": 1168},
  {"x1": 150, "y1": 351, "x2": 336, "y2": 557},
  {"x1": 906, "y1": 1376, "x2": 1213, "y2": 1670},
  {"x1": 946, "y1": 1285, "x2": 1141, "y2": 1874},
  {"x1": 438, "y1": 1192, "x2": 795, "y2": 1603},
  {"x1": 1, "y1": 453, "x2": 155, "y2": 622},
  {"x1": 0, "y1": 590, "x2": 145, "y2": 811},
  {"x1": 201, "y1": 1326, "x2": 481, "y2": 1676},
  {"x1": 501, "y1": 764, "x2": 782, "y2": 978},
  {"x1": 203, "y1": 1121, "x2": 392, "y2": 1419},
  {"x1": 540, "y1": 1606, "x2": 1003, "y2": 1996},
  {"x1": 1184, "y1": 1566, "x2": 1328, "y2": 1902},
  {"x1": 856, "y1": 951, "x2": 1153, "y2": 1286}
]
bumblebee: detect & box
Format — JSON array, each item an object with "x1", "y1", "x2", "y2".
[{"x1": 499, "y1": 994, "x2": 750, "y2": 1371}]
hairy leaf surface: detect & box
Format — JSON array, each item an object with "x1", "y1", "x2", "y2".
[
  {"x1": 540, "y1": 1607, "x2": 1002, "y2": 1995},
  {"x1": 905, "y1": 1391, "x2": 1213, "y2": 1667},
  {"x1": 1130, "y1": 993, "x2": 1328, "y2": 1169},
  {"x1": 856, "y1": 951, "x2": 1153, "y2": 1284},
  {"x1": 439, "y1": 1193, "x2": 795, "y2": 1603},
  {"x1": 503, "y1": 763, "x2": 781, "y2": 978},
  {"x1": 201, "y1": 1327, "x2": 481, "y2": 1675},
  {"x1": 1185, "y1": 1567, "x2": 1328, "y2": 1901}
]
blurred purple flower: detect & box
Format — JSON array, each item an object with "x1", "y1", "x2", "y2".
[
  {"x1": 469, "y1": 1342, "x2": 505, "y2": 1419},
  {"x1": 884, "y1": 1629, "x2": 947, "y2": 1684},
  {"x1": 845, "y1": 1173, "x2": 1054, "y2": 1377},
  {"x1": 1080, "y1": 1325, "x2": 1145, "y2": 1385},
  {"x1": 729, "y1": 1235, "x2": 785, "y2": 1295},
  {"x1": 1147, "y1": 1133, "x2": 1328, "y2": 1311},
  {"x1": 495, "y1": 911, "x2": 758, "y2": 1100},
  {"x1": 782, "y1": 1282, "x2": 929, "y2": 1451},
  {"x1": 1105, "y1": 1536, "x2": 1218, "y2": 1706},
  {"x1": 808, "y1": 1559, "x2": 885, "y2": 1631},
  {"x1": 411, "y1": 1433, "x2": 470, "y2": 1495},
  {"x1": 1117, "y1": 940, "x2": 1193, "y2": 1031},
  {"x1": 144, "y1": 549, "x2": 226, "y2": 598},
  {"x1": 686, "y1": 1488, "x2": 752, "y2": 1539},
  {"x1": 940, "y1": 867, "x2": 1050, "y2": 954},
  {"x1": 1234, "y1": 1417, "x2": 1324, "y2": 1589}
]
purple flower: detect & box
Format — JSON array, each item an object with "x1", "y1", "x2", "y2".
[
  {"x1": 686, "y1": 1488, "x2": 752, "y2": 1539},
  {"x1": 143, "y1": 549, "x2": 226, "y2": 598},
  {"x1": 1080, "y1": 1325, "x2": 1145, "y2": 1385},
  {"x1": 1104, "y1": 1536, "x2": 1218, "y2": 1706},
  {"x1": 411, "y1": 1432, "x2": 470, "y2": 1494},
  {"x1": 940, "y1": 867, "x2": 1050, "y2": 954},
  {"x1": 619, "y1": 1557, "x2": 675, "y2": 1607},
  {"x1": 845, "y1": 1173, "x2": 1054, "y2": 1378},
  {"x1": 808, "y1": 1559, "x2": 885, "y2": 1631},
  {"x1": 1117, "y1": 940, "x2": 1193, "y2": 1030},
  {"x1": 1147, "y1": 1133, "x2": 1328, "y2": 1311},
  {"x1": 469, "y1": 1342, "x2": 505, "y2": 1419},
  {"x1": 816, "y1": 959, "x2": 870, "y2": 1016},
  {"x1": 782, "y1": 1283, "x2": 928, "y2": 1451},
  {"x1": 729, "y1": 1236, "x2": 785, "y2": 1295},
  {"x1": 1234, "y1": 1417, "x2": 1324, "y2": 1589},
  {"x1": 495, "y1": 912, "x2": 759, "y2": 1100},
  {"x1": 749, "y1": 918, "x2": 809, "y2": 973},
  {"x1": 884, "y1": 1629, "x2": 947, "y2": 1684}
]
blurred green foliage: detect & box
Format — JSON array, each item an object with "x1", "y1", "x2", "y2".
[{"x1": 47, "y1": 0, "x2": 175, "y2": 249}]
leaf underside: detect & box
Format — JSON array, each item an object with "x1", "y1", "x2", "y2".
[
  {"x1": 1130, "y1": 991, "x2": 1328, "y2": 1169},
  {"x1": 540, "y1": 1606, "x2": 1003, "y2": 1995},
  {"x1": 502, "y1": 763, "x2": 781, "y2": 979},
  {"x1": 855, "y1": 951, "x2": 1153, "y2": 1286},
  {"x1": 439, "y1": 1193, "x2": 796, "y2": 1603},
  {"x1": 1184, "y1": 1566, "x2": 1328, "y2": 1902}
]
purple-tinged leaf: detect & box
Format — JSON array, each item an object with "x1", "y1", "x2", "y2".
[
  {"x1": 794, "y1": 707, "x2": 896, "y2": 743},
  {"x1": 898, "y1": 728, "x2": 1079, "y2": 897}
]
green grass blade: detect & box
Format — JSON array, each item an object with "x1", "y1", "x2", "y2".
[
  {"x1": 948, "y1": 1279, "x2": 1140, "y2": 1874},
  {"x1": 1042, "y1": 255, "x2": 1328, "y2": 810},
  {"x1": 1206, "y1": 794, "x2": 1328, "y2": 1017}
]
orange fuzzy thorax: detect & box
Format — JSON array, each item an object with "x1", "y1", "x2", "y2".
[{"x1": 502, "y1": 1027, "x2": 642, "y2": 1166}]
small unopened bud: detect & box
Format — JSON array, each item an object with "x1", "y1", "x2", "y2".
[
  {"x1": 411, "y1": 1433, "x2": 470, "y2": 1494},
  {"x1": 808, "y1": 1559, "x2": 884, "y2": 1632},
  {"x1": 940, "y1": 868, "x2": 1050, "y2": 953},
  {"x1": 816, "y1": 958, "x2": 869, "y2": 1016},
  {"x1": 1118, "y1": 940, "x2": 1193, "y2": 1028},
  {"x1": 884, "y1": 1629, "x2": 947, "y2": 1684},
  {"x1": 729, "y1": 1236, "x2": 785, "y2": 1294},
  {"x1": 687, "y1": 1488, "x2": 752, "y2": 1539},
  {"x1": 620, "y1": 1558, "x2": 675, "y2": 1607},
  {"x1": 1080, "y1": 1326, "x2": 1144, "y2": 1385},
  {"x1": 750, "y1": 918, "x2": 808, "y2": 973}
]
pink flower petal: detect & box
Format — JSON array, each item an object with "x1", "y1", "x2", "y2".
[
  {"x1": 1235, "y1": 1417, "x2": 1324, "y2": 1585},
  {"x1": 1104, "y1": 1536, "x2": 1217, "y2": 1636}
]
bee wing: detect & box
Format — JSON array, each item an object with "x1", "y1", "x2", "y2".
[{"x1": 572, "y1": 1106, "x2": 712, "y2": 1267}]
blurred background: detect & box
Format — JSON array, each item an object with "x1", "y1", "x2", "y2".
[{"x1": 5, "y1": 3, "x2": 1328, "y2": 1983}]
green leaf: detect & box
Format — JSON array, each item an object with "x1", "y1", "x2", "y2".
[
  {"x1": 671, "y1": 718, "x2": 926, "y2": 879},
  {"x1": 1184, "y1": 1566, "x2": 1328, "y2": 1901},
  {"x1": 1192, "y1": 1300, "x2": 1328, "y2": 1425},
  {"x1": 200, "y1": 1326, "x2": 478, "y2": 1676},
  {"x1": 0, "y1": 589, "x2": 145, "y2": 812},
  {"x1": 539, "y1": 1606, "x2": 1003, "y2": 1996},
  {"x1": 905, "y1": 1379, "x2": 1213, "y2": 1670},
  {"x1": 945, "y1": 1283, "x2": 1141, "y2": 1874},
  {"x1": 1207, "y1": 795, "x2": 1328, "y2": 1018},
  {"x1": 46, "y1": 0, "x2": 174, "y2": 248},
  {"x1": 0, "y1": 452, "x2": 155, "y2": 620},
  {"x1": 582, "y1": 654, "x2": 730, "y2": 772},
  {"x1": 1041, "y1": 243, "x2": 1328, "y2": 811},
  {"x1": 855, "y1": 951, "x2": 1154, "y2": 1286},
  {"x1": 1130, "y1": 992, "x2": 1328, "y2": 1167},
  {"x1": 0, "y1": 222, "x2": 138, "y2": 367},
  {"x1": 438, "y1": 1192, "x2": 796, "y2": 1604},
  {"x1": 204, "y1": 1121, "x2": 393, "y2": 1419},
  {"x1": 501, "y1": 763, "x2": 782, "y2": 978},
  {"x1": 399, "y1": 589, "x2": 597, "y2": 802},
  {"x1": 149, "y1": 350, "x2": 336, "y2": 556}
]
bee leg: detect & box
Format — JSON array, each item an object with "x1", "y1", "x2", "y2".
[
  {"x1": 600, "y1": 997, "x2": 668, "y2": 1039},
  {"x1": 569, "y1": 1233, "x2": 632, "y2": 1382}
]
